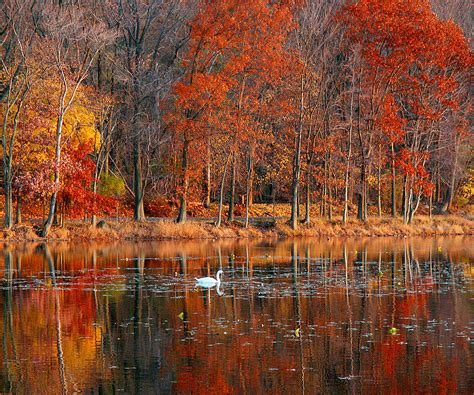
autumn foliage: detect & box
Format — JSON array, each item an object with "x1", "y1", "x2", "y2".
[{"x1": 0, "y1": 0, "x2": 472, "y2": 231}]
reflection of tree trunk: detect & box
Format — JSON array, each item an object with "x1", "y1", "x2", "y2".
[
  {"x1": 291, "y1": 242, "x2": 305, "y2": 393},
  {"x1": 43, "y1": 244, "x2": 68, "y2": 393},
  {"x1": 179, "y1": 252, "x2": 187, "y2": 276},
  {"x1": 55, "y1": 289, "x2": 67, "y2": 394},
  {"x1": 3, "y1": 247, "x2": 15, "y2": 392},
  {"x1": 217, "y1": 246, "x2": 223, "y2": 271},
  {"x1": 3, "y1": 290, "x2": 14, "y2": 392},
  {"x1": 343, "y1": 245, "x2": 355, "y2": 381},
  {"x1": 133, "y1": 254, "x2": 143, "y2": 395}
]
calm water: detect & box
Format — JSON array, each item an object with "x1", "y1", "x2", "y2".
[{"x1": 0, "y1": 237, "x2": 472, "y2": 394}]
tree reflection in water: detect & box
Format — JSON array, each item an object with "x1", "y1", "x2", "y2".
[{"x1": 0, "y1": 237, "x2": 472, "y2": 394}]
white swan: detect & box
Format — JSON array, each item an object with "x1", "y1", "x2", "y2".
[{"x1": 195, "y1": 270, "x2": 223, "y2": 288}]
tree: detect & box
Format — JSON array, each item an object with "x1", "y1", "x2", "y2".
[
  {"x1": 40, "y1": 3, "x2": 111, "y2": 236},
  {"x1": 339, "y1": 0, "x2": 472, "y2": 223},
  {"x1": 0, "y1": 0, "x2": 41, "y2": 229},
  {"x1": 169, "y1": 0, "x2": 294, "y2": 224},
  {"x1": 111, "y1": 0, "x2": 189, "y2": 221}
]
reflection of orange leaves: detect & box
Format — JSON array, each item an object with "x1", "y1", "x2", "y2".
[
  {"x1": 380, "y1": 338, "x2": 405, "y2": 378},
  {"x1": 397, "y1": 293, "x2": 428, "y2": 318}
]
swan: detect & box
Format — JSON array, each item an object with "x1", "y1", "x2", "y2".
[{"x1": 195, "y1": 270, "x2": 223, "y2": 288}]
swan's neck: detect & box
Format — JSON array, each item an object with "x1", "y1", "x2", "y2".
[{"x1": 216, "y1": 271, "x2": 222, "y2": 283}]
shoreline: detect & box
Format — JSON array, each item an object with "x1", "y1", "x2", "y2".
[{"x1": 1, "y1": 215, "x2": 473, "y2": 242}]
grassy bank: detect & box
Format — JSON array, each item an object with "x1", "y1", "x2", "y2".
[{"x1": 2, "y1": 215, "x2": 473, "y2": 242}]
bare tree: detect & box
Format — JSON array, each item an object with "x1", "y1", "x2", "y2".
[
  {"x1": 41, "y1": 3, "x2": 112, "y2": 236},
  {"x1": 111, "y1": 0, "x2": 191, "y2": 221},
  {"x1": 0, "y1": 0, "x2": 41, "y2": 229}
]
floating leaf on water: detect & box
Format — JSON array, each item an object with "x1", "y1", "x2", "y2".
[
  {"x1": 437, "y1": 246, "x2": 442, "y2": 252},
  {"x1": 377, "y1": 271, "x2": 383, "y2": 277},
  {"x1": 295, "y1": 328, "x2": 300, "y2": 338},
  {"x1": 178, "y1": 312, "x2": 184, "y2": 320},
  {"x1": 388, "y1": 327, "x2": 398, "y2": 335}
]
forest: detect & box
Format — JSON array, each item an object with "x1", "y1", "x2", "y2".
[{"x1": 1, "y1": 0, "x2": 472, "y2": 236}]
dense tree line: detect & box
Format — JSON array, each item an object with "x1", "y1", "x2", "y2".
[{"x1": 0, "y1": 0, "x2": 472, "y2": 235}]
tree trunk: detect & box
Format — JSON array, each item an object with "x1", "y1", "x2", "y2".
[
  {"x1": 363, "y1": 172, "x2": 368, "y2": 221},
  {"x1": 304, "y1": 170, "x2": 311, "y2": 225},
  {"x1": 297, "y1": 189, "x2": 300, "y2": 219},
  {"x1": 328, "y1": 155, "x2": 333, "y2": 220},
  {"x1": 204, "y1": 138, "x2": 211, "y2": 208},
  {"x1": 435, "y1": 171, "x2": 440, "y2": 204},
  {"x1": 91, "y1": 175, "x2": 98, "y2": 226},
  {"x1": 402, "y1": 175, "x2": 408, "y2": 223},
  {"x1": 248, "y1": 170, "x2": 253, "y2": 207},
  {"x1": 3, "y1": 179, "x2": 12, "y2": 230},
  {"x1": 15, "y1": 194, "x2": 21, "y2": 225},
  {"x1": 217, "y1": 155, "x2": 231, "y2": 228},
  {"x1": 357, "y1": 165, "x2": 366, "y2": 221},
  {"x1": 227, "y1": 152, "x2": 236, "y2": 222},
  {"x1": 429, "y1": 192, "x2": 432, "y2": 219},
  {"x1": 272, "y1": 180, "x2": 276, "y2": 218},
  {"x1": 322, "y1": 159, "x2": 327, "y2": 217},
  {"x1": 328, "y1": 187, "x2": 333, "y2": 220},
  {"x1": 244, "y1": 147, "x2": 254, "y2": 228},
  {"x1": 133, "y1": 138, "x2": 144, "y2": 221},
  {"x1": 290, "y1": 74, "x2": 304, "y2": 230},
  {"x1": 343, "y1": 67, "x2": 355, "y2": 224},
  {"x1": 408, "y1": 190, "x2": 421, "y2": 224},
  {"x1": 357, "y1": 192, "x2": 363, "y2": 221},
  {"x1": 177, "y1": 139, "x2": 189, "y2": 223},
  {"x1": 342, "y1": 168, "x2": 350, "y2": 224},
  {"x1": 442, "y1": 139, "x2": 459, "y2": 213},
  {"x1": 42, "y1": 113, "x2": 65, "y2": 237},
  {"x1": 321, "y1": 180, "x2": 326, "y2": 217},
  {"x1": 391, "y1": 144, "x2": 396, "y2": 217},
  {"x1": 377, "y1": 160, "x2": 382, "y2": 217}
]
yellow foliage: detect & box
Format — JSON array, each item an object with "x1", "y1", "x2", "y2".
[{"x1": 5, "y1": 78, "x2": 100, "y2": 169}]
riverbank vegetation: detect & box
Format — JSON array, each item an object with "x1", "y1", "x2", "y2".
[
  {"x1": 2, "y1": 214, "x2": 472, "y2": 242},
  {"x1": 1, "y1": 0, "x2": 472, "y2": 237}
]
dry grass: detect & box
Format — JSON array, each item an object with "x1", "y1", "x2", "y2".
[
  {"x1": 0, "y1": 214, "x2": 472, "y2": 242},
  {"x1": 273, "y1": 215, "x2": 473, "y2": 238}
]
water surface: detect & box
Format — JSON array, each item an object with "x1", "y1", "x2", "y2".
[{"x1": 1, "y1": 237, "x2": 472, "y2": 394}]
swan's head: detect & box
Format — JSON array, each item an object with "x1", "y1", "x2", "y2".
[{"x1": 216, "y1": 270, "x2": 224, "y2": 280}]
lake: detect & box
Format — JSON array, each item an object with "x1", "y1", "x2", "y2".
[{"x1": 0, "y1": 237, "x2": 472, "y2": 394}]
